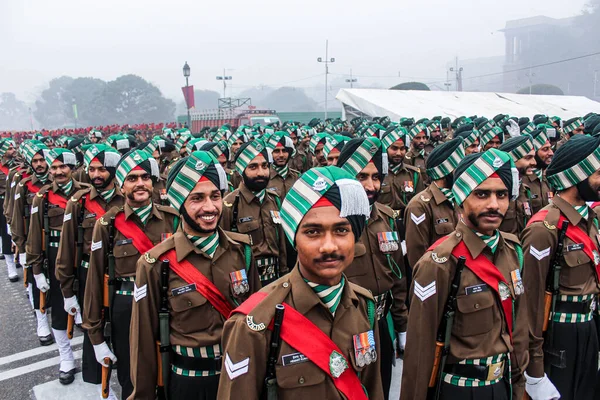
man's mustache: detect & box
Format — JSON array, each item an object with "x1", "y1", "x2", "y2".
[
  {"x1": 478, "y1": 211, "x2": 505, "y2": 219},
  {"x1": 314, "y1": 253, "x2": 345, "y2": 263}
]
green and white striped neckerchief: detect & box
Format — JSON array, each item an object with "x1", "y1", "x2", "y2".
[
  {"x1": 532, "y1": 168, "x2": 543, "y2": 181},
  {"x1": 474, "y1": 230, "x2": 500, "y2": 254},
  {"x1": 438, "y1": 186, "x2": 455, "y2": 207},
  {"x1": 253, "y1": 189, "x2": 266, "y2": 204},
  {"x1": 132, "y1": 203, "x2": 153, "y2": 225},
  {"x1": 99, "y1": 188, "x2": 115, "y2": 203},
  {"x1": 273, "y1": 164, "x2": 289, "y2": 179},
  {"x1": 574, "y1": 205, "x2": 589, "y2": 220},
  {"x1": 36, "y1": 171, "x2": 50, "y2": 184},
  {"x1": 57, "y1": 180, "x2": 73, "y2": 196},
  {"x1": 390, "y1": 163, "x2": 403, "y2": 175},
  {"x1": 304, "y1": 276, "x2": 345, "y2": 316},
  {"x1": 186, "y1": 231, "x2": 219, "y2": 259},
  {"x1": 418, "y1": 149, "x2": 425, "y2": 158}
]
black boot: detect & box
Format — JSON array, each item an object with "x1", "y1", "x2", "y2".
[
  {"x1": 39, "y1": 334, "x2": 54, "y2": 346},
  {"x1": 59, "y1": 368, "x2": 76, "y2": 385}
]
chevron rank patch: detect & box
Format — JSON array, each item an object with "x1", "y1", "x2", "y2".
[
  {"x1": 410, "y1": 213, "x2": 426, "y2": 225},
  {"x1": 63, "y1": 213, "x2": 72, "y2": 222},
  {"x1": 134, "y1": 284, "x2": 147, "y2": 302},
  {"x1": 414, "y1": 281, "x2": 436, "y2": 302},
  {"x1": 225, "y1": 353, "x2": 249, "y2": 380},
  {"x1": 91, "y1": 240, "x2": 102, "y2": 252},
  {"x1": 529, "y1": 246, "x2": 550, "y2": 261}
]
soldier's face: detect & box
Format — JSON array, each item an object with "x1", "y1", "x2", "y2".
[
  {"x1": 411, "y1": 132, "x2": 427, "y2": 150},
  {"x1": 536, "y1": 141, "x2": 553, "y2": 166},
  {"x1": 91, "y1": 137, "x2": 100, "y2": 143},
  {"x1": 184, "y1": 180, "x2": 222, "y2": 233},
  {"x1": 122, "y1": 170, "x2": 153, "y2": 205},
  {"x1": 272, "y1": 147, "x2": 289, "y2": 167},
  {"x1": 515, "y1": 150, "x2": 536, "y2": 177},
  {"x1": 5, "y1": 146, "x2": 15, "y2": 158},
  {"x1": 296, "y1": 205, "x2": 355, "y2": 286},
  {"x1": 357, "y1": 162, "x2": 381, "y2": 205},
  {"x1": 326, "y1": 150, "x2": 340, "y2": 166},
  {"x1": 31, "y1": 153, "x2": 48, "y2": 174},
  {"x1": 88, "y1": 161, "x2": 111, "y2": 189},
  {"x1": 387, "y1": 139, "x2": 406, "y2": 164},
  {"x1": 315, "y1": 142, "x2": 326, "y2": 164},
  {"x1": 484, "y1": 136, "x2": 502, "y2": 150},
  {"x1": 290, "y1": 133, "x2": 298, "y2": 146},
  {"x1": 462, "y1": 178, "x2": 509, "y2": 235},
  {"x1": 231, "y1": 139, "x2": 244, "y2": 156},
  {"x1": 50, "y1": 160, "x2": 72, "y2": 184},
  {"x1": 465, "y1": 140, "x2": 480, "y2": 155}
]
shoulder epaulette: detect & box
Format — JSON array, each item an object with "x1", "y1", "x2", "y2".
[
  {"x1": 376, "y1": 203, "x2": 395, "y2": 219},
  {"x1": 155, "y1": 204, "x2": 179, "y2": 216},
  {"x1": 347, "y1": 281, "x2": 374, "y2": 301},
  {"x1": 224, "y1": 231, "x2": 253, "y2": 246}
]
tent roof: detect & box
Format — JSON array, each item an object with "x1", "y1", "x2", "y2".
[{"x1": 335, "y1": 89, "x2": 600, "y2": 120}]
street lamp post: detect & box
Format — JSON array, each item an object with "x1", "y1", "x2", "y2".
[
  {"x1": 183, "y1": 62, "x2": 191, "y2": 128},
  {"x1": 317, "y1": 40, "x2": 335, "y2": 120},
  {"x1": 345, "y1": 69, "x2": 357, "y2": 88},
  {"x1": 216, "y1": 69, "x2": 232, "y2": 98}
]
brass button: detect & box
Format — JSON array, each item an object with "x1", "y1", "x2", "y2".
[
  {"x1": 188, "y1": 301, "x2": 192, "y2": 306},
  {"x1": 456, "y1": 233, "x2": 462, "y2": 238},
  {"x1": 474, "y1": 303, "x2": 480, "y2": 309},
  {"x1": 124, "y1": 252, "x2": 128, "y2": 256},
  {"x1": 283, "y1": 282, "x2": 289, "y2": 288},
  {"x1": 298, "y1": 376, "x2": 305, "y2": 384}
]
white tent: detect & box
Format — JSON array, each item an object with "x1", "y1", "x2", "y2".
[{"x1": 335, "y1": 89, "x2": 600, "y2": 120}]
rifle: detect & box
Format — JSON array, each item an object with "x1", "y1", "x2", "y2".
[
  {"x1": 68, "y1": 196, "x2": 87, "y2": 340},
  {"x1": 427, "y1": 256, "x2": 466, "y2": 400},
  {"x1": 543, "y1": 220, "x2": 569, "y2": 369},
  {"x1": 102, "y1": 216, "x2": 116, "y2": 399},
  {"x1": 157, "y1": 260, "x2": 170, "y2": 400},
  {"x1": 40, "y1": 198, "x2": 50, "y2": 314},
  {"x1": 263, "y1": 304, "x2": 285, "y2": 400}
]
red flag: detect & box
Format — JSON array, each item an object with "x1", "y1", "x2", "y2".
[{"x1": 182, "y1": 85, "x2": 195, "y2": 109}]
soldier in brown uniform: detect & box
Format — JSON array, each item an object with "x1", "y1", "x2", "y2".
[
  {"x1": 336, "y1": 137, "x2": 407, "y2": 399},
  {"x1": 322, "y1": 134, "x2": 350, "y2": 167},
  {"x1": 129, "y1": 151, "x2": 260, "y2": 399},
  {"x1": 523, "y1": 126, "x2": 555, "y2": 214},
  {"x1": 453, "y1": 124, "x2": 481, "y2": 155},
  {"x1": 309, "y1": 132, "x2": 331, "y2": 168},
  {"x1": 0, "y1": 139, "x2": 18, "y2": 281},
  {"x1": 554, "y1": 117, "x2": 584, "y2": 151},
  {"x1": 521, "y1": 134, "x2": 600, "y2": 400},
  {"x1": 497, "y1": 135, "x2": 537, "y2": 235},
  {"x1": 217, "y1": 166, "x2": 384, "y2": 400},
  {"x1": 424, "y1": 119, "x2": 444, "y2": 153},
  {"x1": 405, "y1": 122, "x2": 429, "y2": 171},
  {"x1": 28, "y1": 148, "x2": 87, "y2": 384},
  {"x1": 404, "y1": 138, "x2": 464, "y2": 270},
  {"x1": 265, "y1": 132, "x2": 300, "y2": 199},
  {"x1": 401, "y1": 149, "x2": 528, "y2": 400},
  {"x1": 55, "y1": 144, "x2": 124, "y2": 388},
  {"x1": 12, "y1": 141, "x2": 54, "y2": 345},
  {"x1": 480, "y1": 126, "x2": 504, "y2": 151},
  {"x1": 288, "y1": 125, "x2": 314, "y2": 173},
  {"x1": 83, "y1": 149, "x2": 178, "y2": 399},
  {"x1": 221, "y1": 140, "x2": 288, "y2": 286}
]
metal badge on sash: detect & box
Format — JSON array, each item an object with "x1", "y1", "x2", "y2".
[
  {"x1": 353, "y1": 330, "x2": 377, "y2": 368},
  {"x1": 498, "y1": 282, "x2": 511, "y2": 301},
  {"x1": 160, "y1": 188, "x2": 168, "y2": 200},
  {"x1": 510, "y1": 269, "x2": 524, "y2": 296},
  {"x1": 547, "y1": 192, "x2": 554, "y2": 202},
  {"x1": 377, "y1": 232, "x2": 399, "y2": 253},
  {"x1": 161, "y1": 233, "x2": 172, "y2": 241},
  {"x1": 230, "y1": 269, "x2": 250, "y2": 296},
  {"x1": 523, "y1": 202, "x2": 532, "y2": 216},
  {"x1": 403, "y1": 181, "x2": 414, "y2": 193},
  {"x1": 270, "y1": 210, "x2": 282, "y2": 224}
]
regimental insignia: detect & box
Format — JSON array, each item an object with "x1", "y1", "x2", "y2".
[
  {"x1": 71, "y1": 196, "x2": 78, "y2": 202},
  {"x1": 593, "y1": 250, "x2": 600, "y2": 266},
  {"x1": 133, "y1": 153, "x2": 142, "y2": 162},
  {"x1": 99, "y1": 217, "x2": 108, "y2": 226},
  {"x1": 312, "y1": 177, "x2": 327, "y2": 191},
  {"x1": 36, "y1": 192, "x2": 43, "y2": 198},
  {"x1": 144, "y1": 252, "x2": 156, "y2": 264},
  {"x1": 255, "y1": 143, "x2": 263, "y2": 152},
  {"x1": 329, "y1": 350, "x2": 348, "y2": 378},
  {"x1": 91, "y1": 146, "x2": 99, "y2": 155},
  {"x1": 246, "y1": 315, "x2": 266, "y2": 332},
  {"x1": 543, "y1": 221, "x2": 556, "y2": 230},
  {"x1": 420, "y1": 195, "x2": 431, "y2": 202},
  {"x1": 498, "y1": 282, "x2": 511, "y2": 301},
  {"x1": 195, "y1": 161, "x2": 206, "y2": 171},
  {"x1": 224, "y1": 200, "x2": 233, "y2": 208},
  {"x1": 492, "y1": 157, "x2": 503, "y2": 168},
  {"x1": 431, "y1": 253, "x2": 448, "y2": 264}
]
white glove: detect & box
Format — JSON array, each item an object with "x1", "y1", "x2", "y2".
[
  {"x1": 506, "y1": 119, "x2": 521, "y2": 138},
  {"x1": 93, "y1": 342, "x2": 117, "y2": 367},
  {"x1": 19, "y1": 253, "x2": 26, "y2": 266},
  {"x1": 63, "y1": 296, "x2": 81, "y2": 316},
  {"x1": 34, "y1": 273, "x2": 49, "y2": 293},
  {"x1": 397, "y1": 332, "x2": 407, "y2": 351},
  {"x1": 525, "y1": 372, "x2": 561, "y2": 400}
]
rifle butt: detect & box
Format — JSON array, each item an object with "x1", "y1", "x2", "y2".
[
  {"x1": 542, "y1": 291, "x2": 552, "y2": 332},
  {"x1": 103, "y1": 274, "x2": 109, "y2": 308},
  {"x1": 156, "y1": 341, "x2": 163, "y2": 387},
  {"x1": 39, "y1": 292, "x2": 46, "y2": 314},
  {"x1": 101, "y1": 362, "x2": 111, "y2": 399},
  {"x1": 428, "y1": 341, "x2": 444, "y2": 387},
  {"x1": 67, "y1": 313, "x2": 75, "y2": 339}
]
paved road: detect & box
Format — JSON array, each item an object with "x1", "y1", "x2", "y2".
[{"x1": 0, "y1": 260, "x2": 403, "y2": 399}]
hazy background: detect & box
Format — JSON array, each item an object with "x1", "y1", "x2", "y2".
[{"x1": 0, "y1": 0, "x2": 595, "y2": 129}]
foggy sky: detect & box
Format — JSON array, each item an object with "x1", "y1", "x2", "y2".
[{"x1": 0, "y1": 0, "x2": 587, "y2": 105}]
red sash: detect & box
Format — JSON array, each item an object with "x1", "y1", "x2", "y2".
[
  {"x1": 0, "y1": 164, "x2": 9, "y2": 176},
  {"x1": 162, "y1": 249, "x2": 233, "y2": 318},
  {"x1": 234, "y1": 292, "x2": 368, "y2": 400},
  {"x1": 591, "y1": 202, "x2": 600, "y2": 209},
  {"x1": 47, "y1": 191, "x2": 68, "y2": 210},
  {"x1": 428, "y1": 236, "x2": 514, "y2": 341},
  {"x1": 25, "y1": 179, "x2": 41, "y2": 195},
  {"x1": 113, "y1": 211, "x2": 155, "y2": 254},
  {"x1": 528, "y1": 210, "x2": 600, "y2": 278},
  {"x1": 82, "y1": 194, "x2": 108, "y2": 220}
]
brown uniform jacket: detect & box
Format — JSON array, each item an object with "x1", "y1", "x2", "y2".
[
  {"x1": 378, "y1": 163, "x2": 424, "y2": 212},
  {"x1": 229, "y1": 170, "x2": 243, "y2": 191},
  {"x1": 499, "y1": 183, "x2": 532, "y2": 236},
  {"x1": 129, "y1": 228, "x2": 260, "y2": 399},
  {"x1": 0, "y1": 159, "x2": 11, "y2": 196},
  {"x1": 521, "y1": 196, "x2": 600, "y2": 377},
  {"x1": 217, "y1": 267, "x2": 384, "y2": 400},
  {"x1": 289, "y1": 148, "x2": 312, "y2": 173},
  {"x1": 267, "y1": 166, "x2": 300, "y2": 200},
  {"x1": 55, "y1": 185, "x2": 125, "y2": 299},
  {"x1": 404, "y1": 148, "x2": 429, "y2": 172},
  {"x1": 73, "y1": 165, "x2": 91, "y2": 185},
  {"x1": 401, "y1": 221, "x2": 528, "y2": 400},
  {"x1": 4, "y1": 166, "x2": 25, "y2": 224},
  {"x1": 221, "y1": 184, "x2": 288, "y2": 282},
  {"x1": 82, "y1": 202, "x2": 178, "y2": 345},
  {"x1": 345, "y1": 203, "x2": 408, "y2": 332},
  {"x1": 152, "y1": 179, "x2": 169, "y2": 206},
  {"x1": 27, "y1": 180, "x2": 88, "y2": 275},
  {"x1": 404, "y1": 184, "x2": 458, "y2": 269},
  {"x1": 522, "y1": 172, "x2": 553, "y2": 215},
  {"x1": 10, "y1": 174, "x2": 47, "y2": 253}
]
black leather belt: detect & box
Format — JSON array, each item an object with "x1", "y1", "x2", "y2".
[
  {"x1": 443, "y1": 361, "x2": 506, "y2": 381},
  {"x1": 555, "y1": 299, "x2": 594, "y2": 314},
  {"x1": 173, "y1": 354, "x2": 222, "y2": 372},
  {"x1": 115, "y1": 281, "x2": 134, "y2": 292}
]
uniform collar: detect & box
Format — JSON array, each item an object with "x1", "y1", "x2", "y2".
[
  {"x1": 456, "y1": 220, "x2": 505, "y2": 260},
  {"x1": 369, "y1": 203, "x2": 383, "y2": 223},
  {"x1": 174, "y1": 226, "x2": 231, "y2": 262},
  {"x1": 89, "y1": 185, "x2": 123, "y2": 202},
  {"x1": 430, "y1": 183, "x2": 450, "y2": 205},
  {"x1": 124, "y1": 201, "x2": 163, "y2": 221},
  {"x1": 553, "y1": 195, "x2": 585, "y2": 227},
  {"x1": 239, "y1": 182, "x2": 263, "y2": 204},
  {"x1": 51, "y1": 178, "x2": 78, "y2": 196}
]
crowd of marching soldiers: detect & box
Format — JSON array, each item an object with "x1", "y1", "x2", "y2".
[{"x1": 0, "y1": 111, "x2": 599, "y2": 400}]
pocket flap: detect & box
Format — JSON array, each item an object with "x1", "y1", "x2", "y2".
[
  {"x1": 237, "y1": 219, "x2": 260, "y2": 234},
  {"x1": 456, "y1": 291, "x2": 494, "y2": 314},
  {"x1": 169, "y1": 289, "x2": 207, "y2": 312}
]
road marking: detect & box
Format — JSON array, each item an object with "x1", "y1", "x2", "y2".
[
  {"x1": 0, "y1": 336, "x2": 83, "y2": 366},
  {"x1": 0, "y1": 350, "x2": 82, "y2": 382}
]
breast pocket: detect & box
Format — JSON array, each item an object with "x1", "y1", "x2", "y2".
[
  {"x1": 113, "y1": 242, "x2": 140, "y2": 274},
  {"x1": 345, "y1": 244, "x2": 368, "y2": 278},
  {"x1": 275, "y1": 355, "x2": 326, "y2": 396},
  {"x1": 433, "y1": 220, "x2": 454, "y2": 236},
  {"x1": 379, "y1": 184, "x2": 392, "y2": 204},
  {"x1": 237, "y1": 219, "x2": 263, "y2": 245},
  {"x1": 168, "y1": 290, "x2": 213, "y2": 333},
  {"x1": 562, "y1": 248, "x2": 592, "y2": 289},
  {"x1": 82, "y1": 217, "x2": 96, "y2": 243},
  {"x1": 47, "y1": 207, "x2": 64, "y2": 229},
  {"x1": 453, "y1": 291, "x2": 495, "y2": 337}
]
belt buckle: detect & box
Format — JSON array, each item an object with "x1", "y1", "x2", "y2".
[{"x1": 486, "y1": 361, "x2": 504, "y2": 381}]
